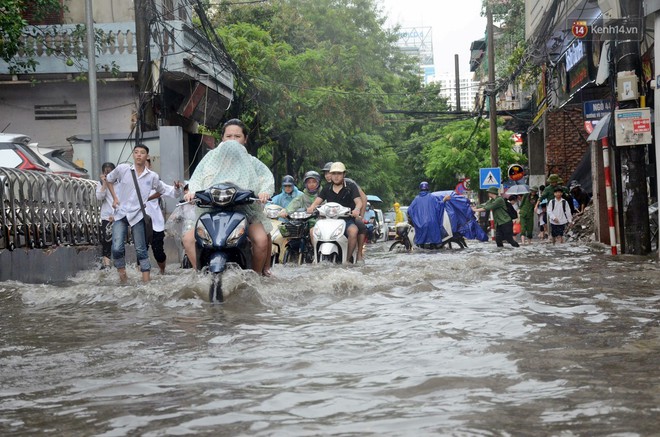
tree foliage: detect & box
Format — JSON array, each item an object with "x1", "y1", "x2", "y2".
[
  {"x1": 0, "y1": 0, "x2": 65, "y2": 72},
  {"x1": 208, "y1": 0, "x2": 512, "y2": 205},
  {"x1": 422, "y1": 118, "x2": 526, "y2": 189}
]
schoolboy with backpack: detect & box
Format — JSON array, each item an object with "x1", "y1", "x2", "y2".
[{"x1": 547, "y1": 186, "x2": 573, "y2": 244}]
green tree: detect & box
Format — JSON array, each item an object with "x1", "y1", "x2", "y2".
[
  {"x1": 0, "y1": 0, "x2": 65, "y2": 73},
  {"x1": 422, "y1": 118, "x2": 526, "y2": 189},
  {"x1": 210, "y1": 0, "x2": 418, "y2": 203}
]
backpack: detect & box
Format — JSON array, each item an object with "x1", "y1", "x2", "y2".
[
  {"x1": 505, "y1": 200, "x2": 518, "y2": 220},
  {"x1": 551, "y1": 199, "x2": 568, "y2": 219}
]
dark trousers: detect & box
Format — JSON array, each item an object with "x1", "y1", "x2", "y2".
[
  {"x1": 150, "y1": 230, "x2": 166, "y2": 263},
  {"x1": 496, "y1": 221, "x2": 520, "y2": 247},
  {"x1": 101, "y1": 219, "x2": 112, "y2": 258}
]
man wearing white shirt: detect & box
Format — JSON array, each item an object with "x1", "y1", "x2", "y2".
[
  {"x1": 95, "y1": 162, "x2": 116, "y2": 269},
  {"x1": 547, "y1": 186, "x2": 573, "y2": 244},
  {"x1": 106, "y1": 144, "x2": 181, "y2": 283},
  {"x1": 145, "y1": 158, "x2": 181, "y2": 275}
]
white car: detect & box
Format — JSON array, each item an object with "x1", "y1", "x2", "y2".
[{"x1": 27, "y1": 143, "x2": 89, "y2": 178}]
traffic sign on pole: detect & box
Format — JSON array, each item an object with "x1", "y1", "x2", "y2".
[{"x1": 479, "y1": 167, "x2": 501, "y2": 189}]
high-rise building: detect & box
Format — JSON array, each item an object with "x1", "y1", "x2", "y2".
[
  {"x1": 433, "y1": 73, "x2": 480, "y2": 112},
  {"x1": 395, "y1": 27, "x2": 435, "y2": 84}
]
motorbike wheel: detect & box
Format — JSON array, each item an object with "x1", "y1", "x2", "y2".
[
  {"x1": 181, "y1": 254, "x2": 192, "y2": 269},
  {"x1": 321, "y1": 253, "x2": 337, "y2": 263},
  {"x1": 303, "y1": 242, "x2": 315, "y2": 264},
  {"x1": 209, "y1": 273, "x2": 224, "y2": 303},
  {"x1": 389, "y1": 241, "x2": 401, "y2": 252}
]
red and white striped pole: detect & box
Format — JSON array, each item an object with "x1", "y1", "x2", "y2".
[
  {"x1": 489, "y1": 211, "x2": 496, "y2": 241},
  {"x1": 601, "y1": 136, "x2": 617, "y2": 255}
]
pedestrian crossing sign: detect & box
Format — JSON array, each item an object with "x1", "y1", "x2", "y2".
[{"x1": 479, "y1": 167, "x2": 501, "y2": 189}]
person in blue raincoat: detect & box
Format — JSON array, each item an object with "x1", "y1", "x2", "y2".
[
  {"x1": 271, "y1": 175, "x2": 301, "y2": 208},
  {"x1": 407, "y1": 181, "x2": 451, "y2": 248}
]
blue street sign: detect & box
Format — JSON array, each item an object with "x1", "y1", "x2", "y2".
[{"x1": 480, "y1": 167, "x2": 501, "y2": 189}]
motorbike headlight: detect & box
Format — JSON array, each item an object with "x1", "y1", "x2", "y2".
[
  {"x1": 210, "y1": 187, "x2": 236, "y2": 206},
  {"x1": 195, "y1": 221, "x2": 213, "y2": 247},
  {"x1": 290, "y1": 211, "x2": 310, "y2": 220},
  {"x1": 226, "y1": 218, "x2": 247, "y2": 246},
  {"x1": 330, "y1": 223, "x2": 345, "y2": 240},
  {"x1": 325, "y1": 205, "x2": 340, "y2": 219}
]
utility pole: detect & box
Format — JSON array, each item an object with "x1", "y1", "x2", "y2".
[
  {"x1": 85, "y1": 0, "x2": 100, "y2": 179},
  {"x1": 615, "y1": 0, "x2": 651, "y2": 254},
  {"x1": 486, "y1": 3, "x2": 498, "y2": 167},
  {"x1": 454, "y1": 54, "x2": 461, "y2": 112},
  {"x1": 135, "y1": 0, "x2": 156, "y2": 139}
]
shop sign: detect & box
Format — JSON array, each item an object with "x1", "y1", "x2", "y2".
[{"x1": 566, "y1": 39, "x2": 586, "y2": 71}]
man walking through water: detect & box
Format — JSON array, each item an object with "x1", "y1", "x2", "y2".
[
  {"x1": 106, "y1": 144, "x2": 182, "y2": 283},
  {"x1": 472, "y1": 186, "x2": 519, "y2": 248}
]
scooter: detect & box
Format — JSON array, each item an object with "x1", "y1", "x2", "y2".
[
  {"x1": 263, "y1": 203, "x2": 288, "y2": 265},
  {"x1": 311, "y1": 202, "x2": 356, "y2": 264},
  {"x1": 365, "y1": 217, "x2": 382, "y2": 243},
  {"x1": 192, "y1": 183, "x2": 256, "y2": 303},
  {"x1": 389, "y1": 222, "x2": 415, "y2": 252},
  {"x1": 280, "y1": 210, "x2": 316, "y2": 265}
]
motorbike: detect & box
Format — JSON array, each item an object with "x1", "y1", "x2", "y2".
[
  {"x1": 263, "y1": 203, "x2": 288, "y2": 265},
  {"x1": 311, "y1": 202, "x2": 356, "y2": 264},
  {"x1": 389, "y1": 222, "x2": 415, "y2": 252},
  {"x1": 192, "y1": 183, "x2": 256, "y2": 303},
  {"x1": 280, "y1": 210, "x2": 317, "y2": 265},
  {"x1": 364, "y1": 216, "x2": 382, "y2": 243}
]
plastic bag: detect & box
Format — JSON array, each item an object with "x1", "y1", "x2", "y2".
[{"x1": 165, "y1": 203, "x2": 196, "y2": 240}]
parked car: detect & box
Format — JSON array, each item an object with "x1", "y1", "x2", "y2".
[
  {"x1": 27, "y1": 143, "x2": 89, "y2": 178},
  {"x1": 0, "y1": 133, "x2": 50, "y2": 172}
]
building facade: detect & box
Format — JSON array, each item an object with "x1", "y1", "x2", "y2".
[{"x1": 0, "y1": 0, "x2": 236, "y2": 186}]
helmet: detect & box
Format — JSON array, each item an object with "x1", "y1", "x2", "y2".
[
  {"x1": 329, "y1": 162, "x2": 346, "y2": 173},
  {"x1": 303, "y1": 171, "x2": 321, "y2": 194},
  {"x1": 322, "y1": 162, "x2": 333, "y2": 172},
  {"x1": 419, "y1": 181, "x2": 429, "y2": 191},
  {"x1": 303, "y1": 170, "x2": 321, "y2": 184},
  {"x1": 394, "y1": 202, "x2": 400, "y2": 208},
  {"x1": 282, "y1": 175, "x2": 295, "y2": 186}
]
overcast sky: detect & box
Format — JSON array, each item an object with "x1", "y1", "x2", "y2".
[{"x1": 379, "y1": 0, "x2": 487, "y2": 76}]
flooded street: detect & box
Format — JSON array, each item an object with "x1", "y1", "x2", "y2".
[{"x1": 1, "y1": 241, "x2": 659, "y2": 436}]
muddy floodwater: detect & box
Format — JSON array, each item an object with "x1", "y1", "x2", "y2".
[{"x1": 1, "y1": 241, "x2": 659, "y2": 436}]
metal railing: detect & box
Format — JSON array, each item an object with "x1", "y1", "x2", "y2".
[{"x1": 0, "y1": 168, "x2": 100, "y2": 250}]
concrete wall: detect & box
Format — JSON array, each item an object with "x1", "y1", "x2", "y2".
[
  {"x1": 0, "y1": 238, "x2": 182, "y2": 284},
  {"x1": 0, "y1": 80, "x2": 136, "y2": 149},
  {"x1": 66, "y1": 0, "x2": 135, "y2": 23}
]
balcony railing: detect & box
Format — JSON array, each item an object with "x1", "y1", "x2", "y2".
[{"x1": 0, "y1": 21, "x2": 233, "y2": 93}]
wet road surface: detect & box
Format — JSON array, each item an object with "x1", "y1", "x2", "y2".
[{"x1": 1, "y1": 240, "x2": 659, "y2": 435}]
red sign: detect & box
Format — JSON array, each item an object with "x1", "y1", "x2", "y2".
[
  {"x1": 633, "y1": 119, "x2": 650, "y2": 132},
  {"x1": 572, "y1": 20, "x2": 588, "y2": 39},
  {"x1": 508, "y1": 164, "x2": 525, "y2": 181},
  {"x1": 455, "y1": 178, "x2": 470, "y2": 195}
]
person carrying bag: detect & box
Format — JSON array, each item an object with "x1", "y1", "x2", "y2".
[{"x1": 131, "y1": 167, "x2": 153, "y2": 246}]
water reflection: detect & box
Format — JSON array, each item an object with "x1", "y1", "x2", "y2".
[{"x1": 1, "y1": 241, "x2": 659, "y2": 435}]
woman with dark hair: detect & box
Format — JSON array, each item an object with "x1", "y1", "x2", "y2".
[
  {"x1": 183, "y1": 139, "x2": 274, "y2": 276},
  {"x1": 96, "y1": 162, "x2": 116, "y2": 269},
  {"x1": 220, "y1": 118, "x2": 249, "y2": 143}
]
